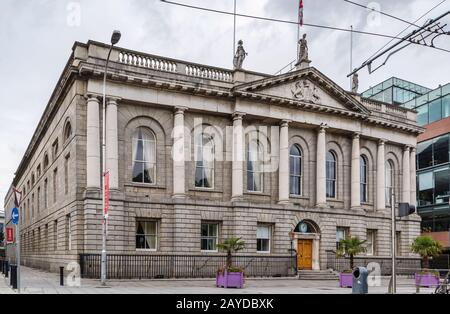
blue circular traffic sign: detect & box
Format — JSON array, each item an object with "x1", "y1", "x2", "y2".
[{"x1": 12, "y1": 207, "x2": 19, "y2": 225}]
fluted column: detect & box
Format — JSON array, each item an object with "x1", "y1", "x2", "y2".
[
  {"x1": 410, "y1": 147, "x2": 417, "y2": 207},
  {"x1": 106, "y1": 97, "x2": 119, "y2": 189},
  {"x1": 351, "y1": 133, "x2": 361, "y2": 209},
  {"x1": 86, "y1": 95, "x2": 101, "y2": 188},
  {"x1": 278, "y1": 120, "x2": 290, "y2": 204},
  {"x1": 402, "y1": 146, "x2": 411, "y2": 203},
  {"x1": 376, "y1": 140, "x2": 386, "y2": 211},
  {"x1": 316, "y1": 125, "x2": 327, "y2": 208},
  {"x1": 232, "y1": 112, "x2": 245, "y2": 200},
  {"x1": 173, "y1": 107, "x2": 187, "y2": 198}
]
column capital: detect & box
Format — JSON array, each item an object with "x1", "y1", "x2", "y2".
[
  {"x1": 174, "y1": 106, "x2": 188, "y2": 114},
  {"x1": 106, "y1": 96, "x2": 121, "y2": 105},
  {"x1": 318, "y1": 123, "x2": 328, "y2": 133},
  {"x1": 280, "y1": 119, "x2": 291, "y2": 127},
  {"x1": 378, "y1": 139, "x2": 386, "y2": 146},
  {"x1": 232, "y1": 111, "x2": 246, "y2": 121},
  {"x1": 403, "y1": 145, "x2": 412, "y2": 152},
  {"x1": 352, "y1": 132, "x2": 361, "y2": 139},
  {"x1": 410, "y1": 147, "x2": 417, "y2": 153},
  {"x1": 85, "y1": 94, "x2": 100, "y2": 102}
]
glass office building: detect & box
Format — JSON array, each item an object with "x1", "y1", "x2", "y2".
[{"x1": 363, "y1": 78, "x2": 450, "y2": 246}]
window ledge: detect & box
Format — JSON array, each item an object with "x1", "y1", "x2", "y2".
[
  {"x1": 201, "y1": 250, "x2": 219, "y2": 253},
  {"x1": 327, "y1": 198, "x2": 344, "y2": 203},
  {"x1": 125, "y1": 183, "x2": 166, "y2": 190},
  {"x1": 290, "y1": 195, "x2": 309, "y2": 200},
  {"x1": 189, "y1": 188, "x2": 223, "y2": 193},
  {"x1": 136, "y1": 249, "x2": 158, "y2": 252},
  {"x1": 244, "y1": 192, "x2": 271, "y2": 197}
]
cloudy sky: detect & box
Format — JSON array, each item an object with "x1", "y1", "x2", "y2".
[{"x1": 0, "y1": 0, "x2": 449, "y2": 212}]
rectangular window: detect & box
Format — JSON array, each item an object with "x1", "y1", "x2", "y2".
[
  {"x1": 366, "y1": 230, "x2": 376, "y2": 256},
  {"x1": 31, "y1": 193, "x2": 35, "y2": 218},
  {"x1": 136, "y1": 220, "x2": 158, "y2": 250},
  {"x1": 396, "y1": 232, "x2": 401, "y2": 256},
  {"x1": 418, "y1": 171, "x2": 434, "y2": 206},
  {"x1": 201, "y1": 222, "x2": 218, "y2": 251},
  {"x1": 416, "y1": 104, "x2": 428, "y2": 126},
  {"x1": 37, "y1": 227, "x2": 41, "y2": 253},
  {"x1": 336, "y1": 227, "x2": 348, "y2": 250},
  {"x1": 428, "y1": 98, "x2": 442, "y2": 123},
  {"x1": 64, "y1": 154, "x2": 70, "y2": 195},
  {"x1": 53, "y1": 220, "x2": 58, "y2": 251},
  {"x1": 434, "y1": 168, "x2": 450, "y2": 205},
  {"x1": 66, "y1": 214, "x2": 71, "y2": 251},
  {"x1": 417, "y1": 140, "x2": 433, "y2": 169},
  {"x1": 44, "y1": 224, "x2": 48, "y2": 252},
  {"x1": 53, "y1": 168, "x2": 58, "y2": 204},
  {"x1": 442, "y1": 95, "x2": 450, "y2": 119},
  {"x1": 37, "y1": 187, "x2": 40, "y2": 212},
  {"x1": 44, "y1": 179, "x2": 48, "y2": 209},
  {"x1": 433, "y1": 135, "x2": 449, "y2": 166},
  {"x1": 257, "y1": 224, "x2": 272, "y2": 253}
]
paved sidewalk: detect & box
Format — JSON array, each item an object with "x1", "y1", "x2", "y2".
[{"x1": 0, "y1": 266, "x2": 437, "y2": 294}]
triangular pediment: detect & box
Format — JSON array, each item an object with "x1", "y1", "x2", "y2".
[{"x1": 234, "y1": 68, "x2": 370, "y2": 115}]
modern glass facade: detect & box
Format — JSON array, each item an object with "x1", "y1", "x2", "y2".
[
  {"x1": 416, "y1": 133, "x2": 450, "y2": 233},
  {"x1": 364, "y1": 78, "x2": 450, "y2": 242},
  {"x1": 362, "y1": 77, "x2": 431, "y2": 106}
]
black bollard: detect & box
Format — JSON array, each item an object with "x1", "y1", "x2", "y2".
[
  {"x1": 60, "y1": 266, "x2": 64, "y2": 286},
  {"x1": 10, "y1": 265, "x2": 17, "y2": 290},
  {"x1": 4, "y1": 261, "x2": 9, "y2": 278}
]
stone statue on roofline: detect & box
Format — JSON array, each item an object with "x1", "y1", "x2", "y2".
[
  {"x1": 352, "y1": 72, "x2": 359, "y2": 94},
  {"x1": 233, "y1": 40, "x2": 248, "y2": 70},
  {"x1": 296, "y1": 33, "x2": 311, "y2": 70}
]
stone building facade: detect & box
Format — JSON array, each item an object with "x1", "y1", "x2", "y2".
[{"x1": 4, "y1": 41, "x2": 423, "y2": 273}]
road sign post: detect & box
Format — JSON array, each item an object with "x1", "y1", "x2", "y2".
[{"x1": 13, "y1": 188, "x2": 23, "y2": 293}]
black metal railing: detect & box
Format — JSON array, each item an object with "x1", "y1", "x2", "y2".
[
  {"x1": 80, "y1": 254, "x2": 297, "y2": 279},
  {"x1": 326, "y1": 250, "x2": 421, "y2": 275}
]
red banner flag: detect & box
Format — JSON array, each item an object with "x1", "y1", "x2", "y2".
[
  {"x1": 6, "y1": 227, "x2": 14, "y2": 244},
  {"x1": 104, "y1": 171, "x2": 110, "y2": 218},
  {"x1": 299, "y1": 0, "x2": 304, "y2": 26}
]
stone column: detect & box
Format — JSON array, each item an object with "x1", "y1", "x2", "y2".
[
  {"x1": 278, "y1": 120, "x2": 290, "y2": 204},
  {"x1": 232, "y1": 113, "x2": 245, "y2": 200},
  {"x1": 410, "y1": 147, "x2": 417, "y2": 207},
  {"x1": 316, "y1": 125, "x2": 327, "y2": 208},
  {"x1": 402, "y1": 146, "x2": 411, "y2": 204},
  {"x1": 106, "y1": 98, "x2": 119, "y2": 189},
  {"x1": 376, "y1": 140, "x2": 386, "y2": 211},
  {"x1": 173, "y1": 107, "x2": 187, "y2": 198},
  {"x1": 351, "y1": 133, "x2": 361, "y2": 209},
  {"x1": 86, "y1": 95, "x2": 101, "y2": 189}
]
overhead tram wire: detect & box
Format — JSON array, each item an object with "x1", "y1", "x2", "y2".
[
  {"x1": 343, "y1": 0, "x2": 448, "y2": 35},
  {"x1": 365, "y1": 0, "x2": 448, "y2": 62},
  {"x1": 160, "y1": 0, "x2": 449, "y2": 50}
]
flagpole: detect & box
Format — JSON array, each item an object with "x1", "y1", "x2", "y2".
[
  {"x1": 350, "y1": 25, "x2": 353, "y2": 91},
  {"x1": 297, "y1": 0, "x2": 301, "y2": 58},
  {"x1": 233, "y1": 0, "x2": 237, "y2": 59}
]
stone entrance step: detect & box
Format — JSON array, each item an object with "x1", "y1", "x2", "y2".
[{"x1": 298, "y1": 270, "x2": 339, "y2": 281}]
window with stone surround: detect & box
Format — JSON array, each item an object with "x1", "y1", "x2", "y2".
[
  {"x1": 52, "y1": 139, "x2": 59, "y2": 161},
  {"x1": 326, "y1": 151, "x2": 337, "y2": 198},
  {"x1": 66, "y1": 214, "x2": 72, "y2": 251},
  {"x1": 64, "y1": 121, "x2": 72, "y2": 143},
  {"x1": 257, "y1": 224, "x2": 272, "y2": 253},
  {"x1": 136, "y1": 220, "x2": 158, "y2": 251},
  {"x1": 53, "y1": 220, "x2": 58, "y2": 251},
  {"x1": 195, "y1": 134, "x2": 215, "y2": 189},
  {"x1": 53, "y1": 168, "x2": 58, "y2": 204},
  {"x1": 289, "y1": 145, "x2": 302, "y2": 196},
  {"x1": 201, "y1": 222, "x2": 219, "y2": 252},
  {"x1": 366, "y1": 229, "x2": 376, "y2": 256},
  {"x1": 132, "y1": 127, "x2": 156, "y2": 184},
  {"x1": 360, "y1": 155, "x2": 368, "y2": 203},
  {"x1": 336, "y1": 227, "x2": 349, "y2": 250},
  {"x1": 385, "y1": 160, "x2": 394, "y2": 206},
  {"x1": 64, "y1": 154, "x2": 70, "y2": 195},
  {"x1": 247, "y1": 140, "x2": 264, "y2": 192}
]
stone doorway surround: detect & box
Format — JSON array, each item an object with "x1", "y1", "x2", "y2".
[{"x1": 292, "y1": 232, "x2": 321, "y2": 271}]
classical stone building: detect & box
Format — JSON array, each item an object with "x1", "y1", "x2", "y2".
[{"x1": 4, "y1": 40, "x2": 423, "y2": 274}]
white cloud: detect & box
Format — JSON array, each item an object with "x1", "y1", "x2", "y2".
[{"x1": 0, "y1": 0, "x2": 449, "y2": 209}]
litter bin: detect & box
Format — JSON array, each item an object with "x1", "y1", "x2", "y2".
[{"x1": 352, "y1": 267, "x2": 368, "y2": 294}]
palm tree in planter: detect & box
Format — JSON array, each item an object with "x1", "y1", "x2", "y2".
[
  {"x1": 336, "y1": 237, "x2": 366, "y2": 288},
  {"x1": 411, "y1": 236, "x2": 443, "y2": 288},
  {"x1": 216, "y1": 237, "x2": 246, "y2": 289}
]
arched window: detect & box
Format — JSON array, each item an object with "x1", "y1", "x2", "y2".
[
  {"x1": 64, "y1": 122, "x2": 72, "y2": 142},
  {"x1": 195, "y1": 134, "x2": 215, "y2": 188},
  {"x1": 289, "y1": 145, "x2": 302, "y2": 196},
  {"x1": 360, "y1": 155, "x2": 368, "y2": 203},
  {"x1": 326, "y1": 151, "x2": 337, "y2": 198},
  {"x1": 247, "y1": 140, "x2": 263, "y2": 192},
  {"x1": 132, "y1": 127, "x2": 156, "y2": 184},
  {"x1": 385, "y1": 160, "x2": 394, "y2": 206}
]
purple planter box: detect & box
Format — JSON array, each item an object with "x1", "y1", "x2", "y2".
[
  {"x1": 339, "y1": 272, "x2": 353, "y2": 288},
  {"x1": 415, "y1": 273, "x2": 439, "y2": 288},
  {"x1": 216, "y1": 271, "x2": 244, "y2": 289}
]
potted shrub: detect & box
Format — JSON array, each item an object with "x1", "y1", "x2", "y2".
[
  {"x1": 216, "y1": 237, "x2": 246, "y2": 289},
  {"x1": 411, "y1": 236, "x2": 443, "y2": 288},
  {"x1": 336, "y1": 237, "x2": 366, "y2": 288}
]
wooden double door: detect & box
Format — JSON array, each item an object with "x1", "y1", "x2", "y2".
[{"x1": 297, "y1": 239, "x2": 313, "y2": 270}]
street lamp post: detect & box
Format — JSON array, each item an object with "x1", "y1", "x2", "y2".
[{"x1": 101, "y1": 30, "x2": 121, "y2": 286}]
